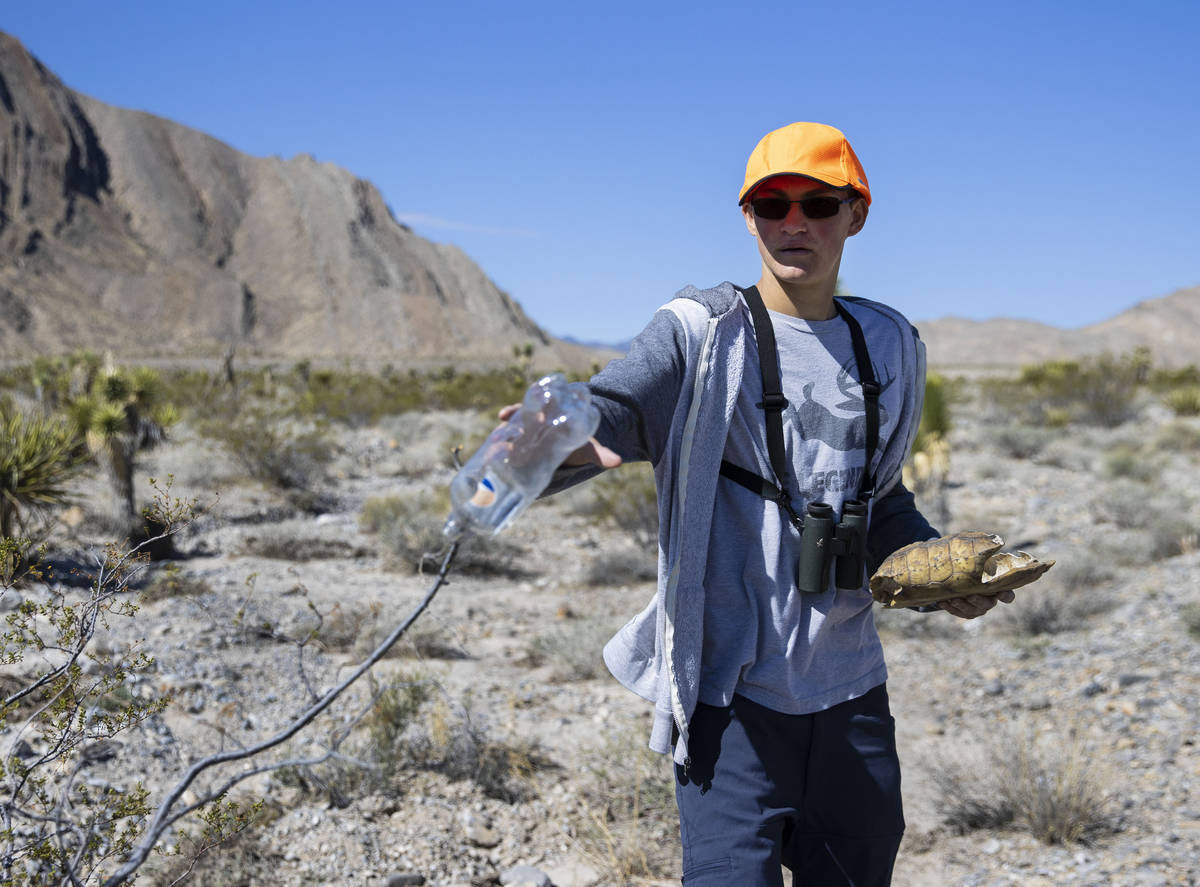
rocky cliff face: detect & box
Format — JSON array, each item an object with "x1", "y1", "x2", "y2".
[{"x1": 0, "y1": 33, "x2": 595, "y2": 367}]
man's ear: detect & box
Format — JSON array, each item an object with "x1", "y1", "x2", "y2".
[
  {"x1": 847, "y1": 199, "x2": 869, "y2": 237},
  {"x1": 742, "y1": 202, "x2": 759, "y2": 237}
]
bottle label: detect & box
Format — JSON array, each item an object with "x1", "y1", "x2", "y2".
[{"x1": 470, "y1": 476, "x2": 497, "y2": 507}]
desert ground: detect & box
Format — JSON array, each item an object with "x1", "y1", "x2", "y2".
[{"x1": 3, "y1": 368, "x2": 1199, "y2": 887}]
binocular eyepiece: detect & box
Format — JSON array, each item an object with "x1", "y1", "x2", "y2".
[{"x1": 796, "y1": 499, "x2": 869, "y2": 594}]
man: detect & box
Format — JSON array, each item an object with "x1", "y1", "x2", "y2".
[{"x1": 536, "y1": 122, "x2": 1013, "y2": 886}]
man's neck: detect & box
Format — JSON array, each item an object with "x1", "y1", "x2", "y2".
[{"x1": 755, "y1": 274, "x2": 838, "y2": 321}]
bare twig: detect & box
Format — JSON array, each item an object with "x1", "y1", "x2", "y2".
[{"x1": 98, "y1": 539, "x2": 461, "y2": 887}]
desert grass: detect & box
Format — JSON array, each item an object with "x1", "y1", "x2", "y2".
[
  {"x1": 1152, "y1": 419, "x2": 1200, "y2": 455},
  {"x1": 1164, "y1": 385, "x2": 1200, "y2": 417},
  {"x1": 359, "y1": 491, "x2": 525, "y2": 576},
  {"x1": 570, "y1": 461, "x2": 659, "y2": 549},
  {"x1": 583, "y1": 548, "x2": 657, "y2": 587},
  {"x1": 933, "y1": 718, "x2": 1118, "y2": 845},
  {"x1": 1099, "y1": 481, "x2": 1200, "y2": 563},
  {"x1": 998, "y1": 558, "x2": 1116, "y2": 636},
  {"x1": 575, "y1": 725, "x2": 679, "y2": 884},
  {"x1": 988, "y1": 425, "x2": 1056, "y2": 461},
  {"x1": 402, "y1": 693, "x2": 546, "y2": 803},
  {"x1": 141, "y1": 563, "x2": 214, "y2": 603},
  {"x1": 238, "y1": 527, "x2": 365, "y2": 561},
  {"x1": 1182, "y1": 602, "x2": 1200, "y2": 639},
  {"x1": 524, "y1": 615, "x2": 616, "y2": 681}
]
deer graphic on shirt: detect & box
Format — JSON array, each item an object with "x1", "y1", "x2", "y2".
[{"x1": 783, "y1": 359, "x2": 896, "y2": 452}]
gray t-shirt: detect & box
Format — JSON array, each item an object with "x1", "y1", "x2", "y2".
[{"x1": 700, "y1": 304, "x2": 911, "y2": 714}]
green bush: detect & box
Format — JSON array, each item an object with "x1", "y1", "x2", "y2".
[
  {"x1": 1149, "y1": 363, "x2": 1200, "y2": 392},
  {"x1": 291, "y1": 368, "x2": 425, "y2": 426},
  {"x1": 912, "y1": 371, "x2": 951, "y2": 455},
  {"x1": 1102, "y1": 443, "x2": 1162, "y2": 483},
  {"x1": 984, "y1": 350, "x2": 1149, "y2": 428},
  {"x1": 0, "y1": 405, "x2": 82, "y2": 540},
  {"x1": 1164, "y1": 386, "x2": 1200, "y2": 417},
  {"x1": 1182, "y1": 602, "x2": 1200, "y2": 639}
]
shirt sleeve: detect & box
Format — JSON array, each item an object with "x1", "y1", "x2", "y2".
[
  {"x1": 542, "y1": 306, "x2": 686, "y2": 496},
  {"x1": 866, "y1": 480, "x2": 939, "y2": 576}
]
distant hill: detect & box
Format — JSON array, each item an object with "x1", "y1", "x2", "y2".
[
  {"x1": 0, "y1": 32, "x2": 605, "y2": 369},
  {"x1": 1, "y1": 32, "x2": 1193, "y2": 373},
  {"x1": 915, "y1": 285, "x2": 1200, "y2": 369}
]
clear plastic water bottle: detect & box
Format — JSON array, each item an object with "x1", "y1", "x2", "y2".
[{"x1": 443, "y1": 373, "x2": 600, "y2": 540}]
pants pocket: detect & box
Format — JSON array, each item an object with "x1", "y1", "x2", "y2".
[{"x1": 682, "y1": 856, "x2": 732, "y2": 884}]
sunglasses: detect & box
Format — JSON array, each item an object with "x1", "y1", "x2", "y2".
[{"x1": 749, "y1": 195, "x2": 854, "y2": 221}]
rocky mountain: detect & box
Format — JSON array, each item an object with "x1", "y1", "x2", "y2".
[
  {"x1": 916, "y1": 286, "x2": 1200, "y2": 370},
  {"x1": 0, "y1": 32, "x2": 602, "y2": 368}
]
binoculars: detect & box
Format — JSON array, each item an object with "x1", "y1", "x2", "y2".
[{"x1": 796, "y1": 500, "x2": 869, "y2": 594}]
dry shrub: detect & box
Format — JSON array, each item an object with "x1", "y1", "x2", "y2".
[
  {"x1": 308, "y1": 600, "x2": 381, "y2": 652},
  {"x1": 1182, "y1": 602, "x2": 1200, "y2": 639},
  {"x1": 403, "y1": 694, "x2": 545, "y2": 802},
  {"x1": 575, "y1": 726, "x2": 679, "y2": 883},
  {"x1": 934, "y1": 719, "x2": 1118, "y2": 845},
  {"x1": 525, "y1": 616, "x2": 615, "y2": 681},
  {"x1": 141, "y1": 564, "x2": 213, "y2": 603},
  {"x1": 584, "y1": 548, "x2": 657, "y2": 587},
  {"x1": 1102, "y1": 443, "x2": 1162, "y2": 483},
  {"x1": 1099, "y1": 482, "x2": 1200, "y2": 563},
  {"x1": 1153, "y1": 420, "x2": 1200, "y2": 454},
  {"x1": 360, "y1": 491, "x2": 526, "y2": 576},
  {"x1": 364, "y1": 618, "x2": 469, "y2": 661},
  {"x1": 364, "y1": 673, "x2": 434, "y2": 782},
  {"x1": 572, "y1": 462, "x2": 659, "y2": 549},
  {"x1": 989, "y1": 425, "x2": 1055, "y2": 460},
  {"x1": 999, "y1": 558, "x2": 1116, "y2": 636},
  {"x1": 273, "y1": 671, "x2": 432, "y2": 806},
  {"x1": 874, "y1": 605, "x2": 961, "y2": 639},
  {"x1": 1164, "y1": 385, "x2": 1200, "y2": 417},
  {"x1": 239, "y1": 528, "x2": 366, "y2": 561},
  {"x1": 148, "y1": 815, "x2": 282, "y2": 887},
  {"x1": 200, "y1": 410, "x2": 334, "y2": 491}
]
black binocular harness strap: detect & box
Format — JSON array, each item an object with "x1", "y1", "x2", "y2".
[{"x1": 719, "y1": 285, "x2": 880, "y2": 531}]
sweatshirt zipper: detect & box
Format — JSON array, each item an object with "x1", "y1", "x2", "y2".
[{"x1": 663, "y1": 314, "x2": 719, "y2": 767}]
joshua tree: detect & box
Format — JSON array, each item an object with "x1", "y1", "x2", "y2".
[{"x1": 65, "y1": 364, "x2": 178, "y2": 537}]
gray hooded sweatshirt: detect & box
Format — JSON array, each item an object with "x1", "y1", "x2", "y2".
[{"x1": 548, "y1": 282, "x2": 934, "y2": 765}]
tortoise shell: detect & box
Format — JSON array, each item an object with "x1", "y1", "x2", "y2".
[{"x1": 868, "y1": 531, "x2": 1054, "y2": 608}]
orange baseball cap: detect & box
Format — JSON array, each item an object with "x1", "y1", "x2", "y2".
[{"x1": 738, "y1": 122, "x2": 871, "y2": 206}]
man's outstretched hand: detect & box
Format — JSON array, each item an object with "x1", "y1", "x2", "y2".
[
  {"x1": 938, "y1": 590, "x2": 1016, "y2": 619},
  {"x1": 497, "y1": 404, "x2": 622, "y2": 469}
]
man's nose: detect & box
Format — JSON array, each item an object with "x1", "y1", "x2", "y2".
[{"x1": 781, "y1": 203, "x2": 807, "y2": 230}]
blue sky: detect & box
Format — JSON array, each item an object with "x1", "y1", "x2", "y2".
[{"x1": 5, "y1": 1, "x2": 1198, "y2": 344}]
